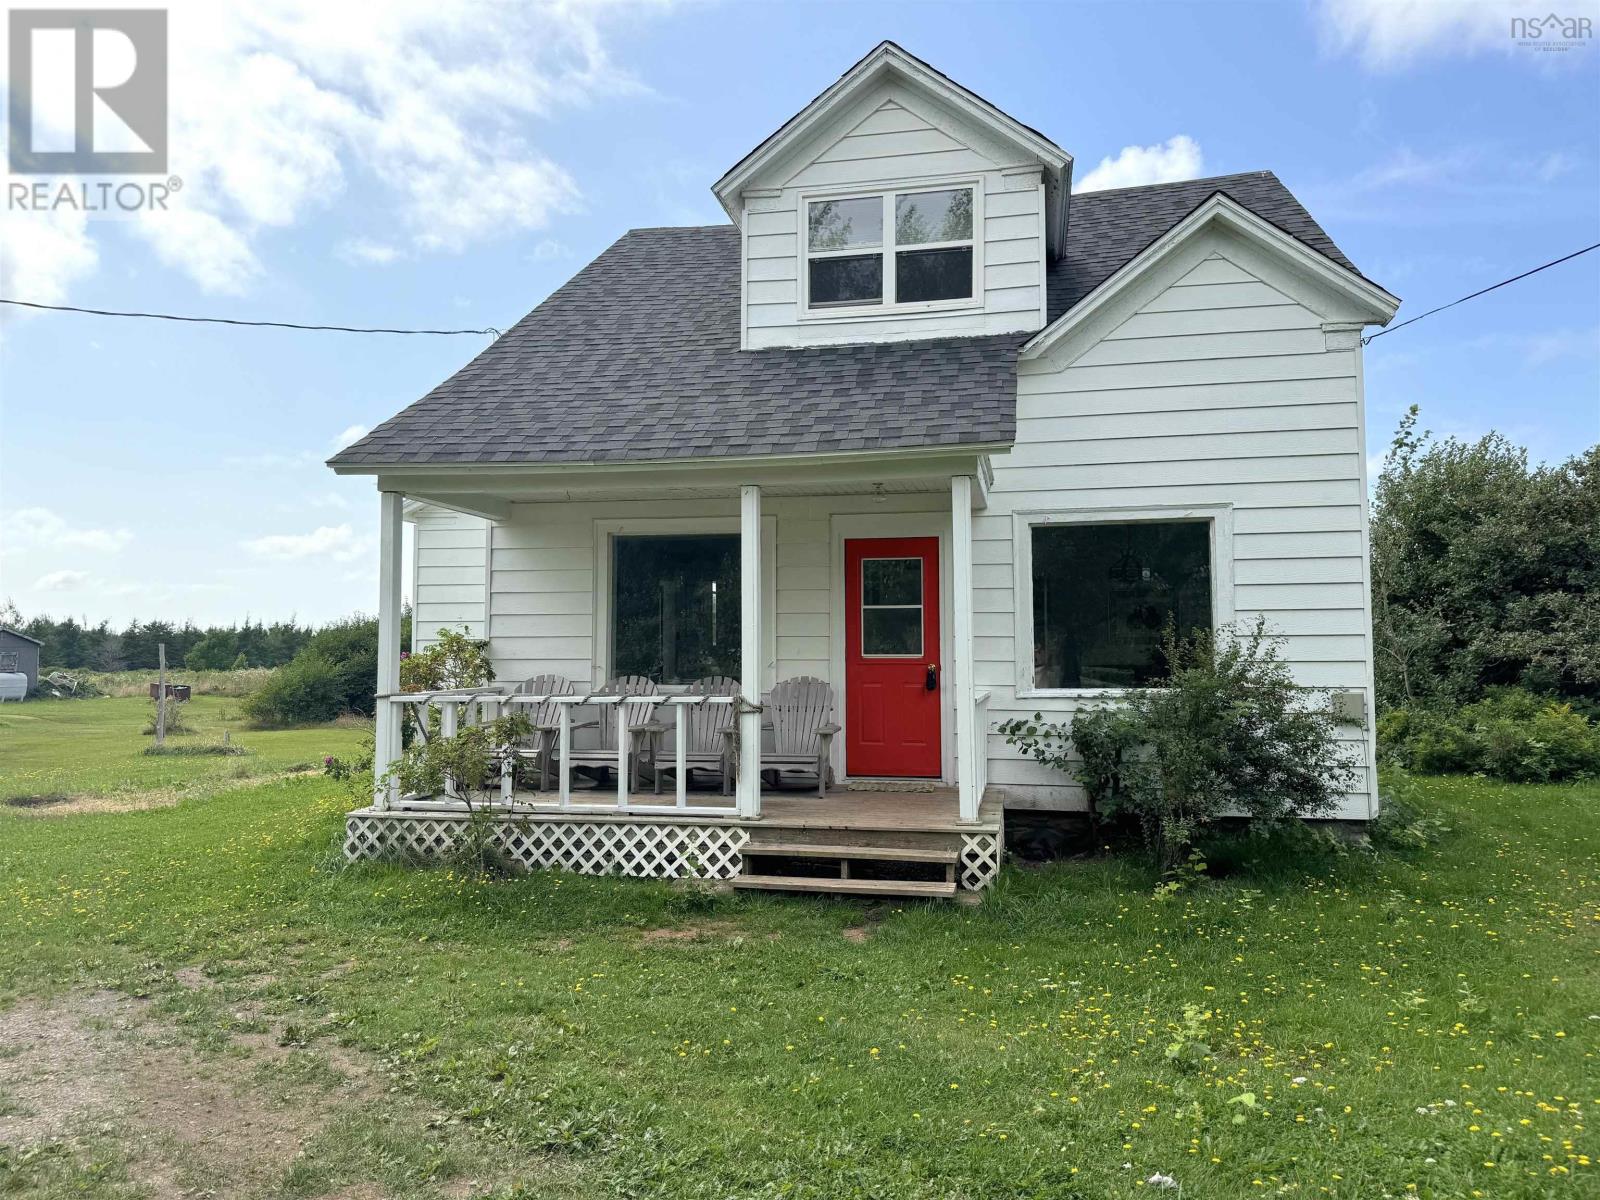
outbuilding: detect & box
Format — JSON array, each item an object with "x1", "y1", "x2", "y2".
[{"x1": 0, "y1": 627, "x2": 43, "y2": 697}]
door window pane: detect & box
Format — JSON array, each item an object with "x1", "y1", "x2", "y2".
[
  {"x1": 894, "y1": 188, "x2": 973, "y2": 245},
  {"x1": 860, "y1": 557, "x2": 923, "y2": 656},
  {"x1": 863, "y1": 608, "x2": 922, "y2": 656},
  {"x1": 896, "y1": 247, "x2": 973, "y2": 303},
  {"x1": 862, "y1": 558, "x2": 921, "y2": 605},
  {"x1": 1031, "y1": 521, "x2": 1212, "y2": 689},
  {"x1": 613, "y1": 534, "x2": 740, "y2": 684},
  {"x1": 808, "y1": 196, "x2": 883, "y2": 250},
  {"x1": 809, "y1": 254, "x2": 883, "y2": 307}
]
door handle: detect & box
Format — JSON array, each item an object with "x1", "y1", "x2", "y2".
[{"x1": 925, "y1": 663, "x2": 938, "y2": 691}]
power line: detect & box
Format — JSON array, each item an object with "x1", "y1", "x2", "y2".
[
  {"x1": 0, "y1": 297, "x2": 499, "y2": 337},
  {"x1": 1363, "y1": 243, "x2": 1600, "y2": 345},
  {"x1": 8, "y1": 242, "x2": 1596, "y2": 344}
]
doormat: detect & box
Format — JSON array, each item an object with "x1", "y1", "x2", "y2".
[{"x1": 844, "y1": 779, "x2": 937, "y2": 792}]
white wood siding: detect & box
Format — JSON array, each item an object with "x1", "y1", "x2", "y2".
[
  {"x1": 980, "y1": 248, "x2": 1378, "y2": 819},
  {"x1": 486, "y1": 493, "x2": 944, "y2": 688},
  {"x1": 410, "y1": 507, "x2": 487, "y2": 648},
  {"x1": 743, "y1": 89, "x2": 1046, "y2": 349}
]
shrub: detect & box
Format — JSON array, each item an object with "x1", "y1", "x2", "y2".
[
  {"x1": 301, "y1": 616, "x2": 382, "y2": 716},
  {"x1": 240, "y1": 615, "x2": 399, "y2": 726},
  {"x1": 242, "y1": 652, "x2": 347, "y2": 727},
  {"x1": 382, "y1": 714, "x2": 532, "y2": 876},
  {"x1": 142, "y1": 695, "x2": 190, "y2": 735},
  {"x1": 1378, "y1": 688, "x2": 1600, "y2": 782},
  {"x1": 1369, "y1": 772, "x2": 1450, "y2": 853},
  {"x1": 1370, "y1": 409, "x2": 1598, "y2": 710},
  {"x1": 999, "y1": 621, "x2": 1354, "y2": 868},
  {"x1": 400, "y1": 628, "x2": 494, "y2": 692}
]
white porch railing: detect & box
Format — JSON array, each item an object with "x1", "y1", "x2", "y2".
[
  {"x1": 972, "y1": 688, "x2": 990, "y2": 809},
  {"x1": 378, "y1": 689, "x2": 741, "y2": 817}
]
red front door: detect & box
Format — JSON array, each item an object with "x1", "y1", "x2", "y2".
[{"x1": 844, "y1": 537, "x2": 942, "y2": 778}]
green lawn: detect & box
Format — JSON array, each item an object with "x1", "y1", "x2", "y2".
[
  {"x1": 0, "y1": 752, "x2": 1593, "y2": 1197},
  {"x1": 0, "y1": 695, "x2": 368, "y2": 804}
]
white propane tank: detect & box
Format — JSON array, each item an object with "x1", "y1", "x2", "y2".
[{"x1": 0, "y1": 673, "x2": 27, "y2": 702}]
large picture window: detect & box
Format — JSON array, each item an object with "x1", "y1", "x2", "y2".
[
  {"x1": 1030, "y1": 520, "x2": 1213, "y2": 690},
  {"x1": 612, "y1": 534, "x2": 740, "y2": 684},
  {"x1": 806, "y1": 185, "x2": 974, "y2": 311}
]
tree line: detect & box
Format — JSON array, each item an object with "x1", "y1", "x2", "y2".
[
  {"x1": 0, "y1": 609, "x2": 319, "y2": 672},
  {"x1": 1371, "y1": 407, "x2": 1597, "y2": 712},
  {"x1": 1371, "y1": 408, "x2": 1598, "y2": 781}
]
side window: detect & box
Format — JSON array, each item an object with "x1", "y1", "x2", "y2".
[{"x1": 1030, "y1": 520, "x2": 1212, "y2": 689}]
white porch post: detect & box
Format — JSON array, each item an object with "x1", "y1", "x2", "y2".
[
  {"x1": 951, "y1": 475, "x2": 980, "y2": 823},
  {"x1": 374, "y1": 489, "x2": 404, "y2": 808},
  {"x1": 737, "y1": 484, "x2": 763, "y2": 819}
]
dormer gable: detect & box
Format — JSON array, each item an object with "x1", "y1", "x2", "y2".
[{"x1": 715, "y1": 42, "x2": 1073, "y2": 350}]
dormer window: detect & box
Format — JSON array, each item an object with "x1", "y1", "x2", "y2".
[{"x1": 805, "y1": 184, "x2": 976, "y2": 313}]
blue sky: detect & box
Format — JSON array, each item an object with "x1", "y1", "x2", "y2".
[{"x1": 1, "y1": 0, "x2": 1596, "y2": 627}]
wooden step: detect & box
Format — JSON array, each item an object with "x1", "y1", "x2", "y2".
[
  {"x1": 733, "y1": 874, "x2": 957, "y2": 899},
  {"x1": 743, "y1": 840, "x2": 958, "y2": 864}
]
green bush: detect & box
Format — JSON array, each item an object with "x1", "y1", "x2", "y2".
[
  {"x1": 242, "y1": 616, "x2": 395, "y2": 727},
  {"x1": 1370, "y1": 409, "x2": 1597, "y2": 711},
  {"x1": 242, "y1": 652, "x2": 347, "y2": 727},
  {"x1": 1378, "y1": 688, "x2": 1600, "y2": 781},
  {"x1": 999, "y1": 620, "x2": 1354, "y2": 868},
  {"x1": 400, "y1": 627, "x2": 493, "y2": 692}
]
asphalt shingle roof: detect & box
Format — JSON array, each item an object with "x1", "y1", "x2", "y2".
[{"x1": 331, "y1": 171, "x2": 1360, "y2": 469}]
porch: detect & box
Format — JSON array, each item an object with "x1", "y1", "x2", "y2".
[{"x1": 351, "y1": 449, "x2": 1004, "y2": 891}]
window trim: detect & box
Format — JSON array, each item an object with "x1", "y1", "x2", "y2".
[
  {"x1": 1010, "y1": 505, "x2": 1234, "y2": 700},
  {"x1": 592, "y1": 516, "x2": 777, "y2": 691},
  {"x1": 798, "y1": 176, "x2": 985, "y2": 321}
]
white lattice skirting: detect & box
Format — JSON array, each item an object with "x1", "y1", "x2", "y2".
[
  {"x1": 345, "y1": 810, "x2": 1001, "y2": 891},
  {"x1": 346, "y1": 811, "x2": 750, "y2": 880},
  {"x1": 958, "y1": 833, "x2": 1001, "y2": 892}
]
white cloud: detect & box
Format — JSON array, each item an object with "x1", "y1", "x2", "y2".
[
  {"x1": 1314, "y1": 0, "x2": 1597, "y2": 69},
  {"x1": 331, "y1": 424, "x2": 370, "y2": 451},
  {"x1": 0, "y1": 208, "x2": 98, "y2": 311},
  {"x1": 14, "y1": 0, "x2": 659, "y2": 298},
  {"x1": 1349, "y1": 146, "x2": 1478, "y2": 191},
  {"x1": 337, "y1": 238, "x2": 401, "y2": 266},
  {"x1": 1075, "y1": 136, "x2": 1203, "y2": 193},
  {"x1": 3, "y1": 507, "x2": 132, "y2": 554},
  {"x1": 136, "y1": 204, "x2": 263, "y2": 295},
  {"x1": 33, "y1": 569, "x2": 92, "y2": 591},
  {"x1": 242, "y1": 523, "x2": 369, "y2": 562}
]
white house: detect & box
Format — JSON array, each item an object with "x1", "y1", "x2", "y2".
[{"x1": 331, "y1": 42, "x2": 1398, "y2": 896}]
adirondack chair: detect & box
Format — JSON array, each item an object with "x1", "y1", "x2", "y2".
[
  {"x1": 733, "y1": 676, "x2": 840, "y2": 799},
  {"x1": 503, "y1": 674, "x2": 575, "y2": 792},
  {"x1": 650, "y1": 675, "x2": 739, "y2": 795},
  {"x1": 564, "y1": 675, "x2": 659, "y2": 788}
]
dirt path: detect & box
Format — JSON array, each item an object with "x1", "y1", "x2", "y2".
[{"x1": 0, "y1": 971, "x2": 518, "y2": 1199}]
